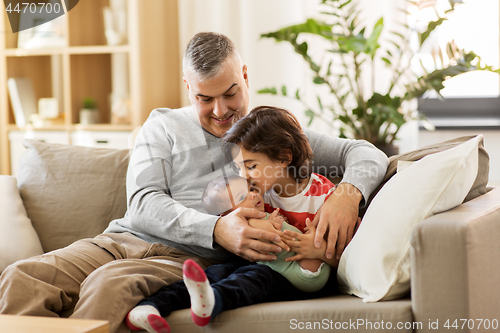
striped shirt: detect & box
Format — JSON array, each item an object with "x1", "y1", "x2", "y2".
[{"x1": 264, "y1": 173, "x2": 336, "y2": 233}]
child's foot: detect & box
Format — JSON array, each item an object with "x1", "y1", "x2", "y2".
[
  {"x1": 183, "y1": 259, "x2": 215, "y2": 326},
  {"x1": 126, "y1": 305, "x2": 170, "y2": 333}
]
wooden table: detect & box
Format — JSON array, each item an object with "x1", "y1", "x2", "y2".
[{"x1": 0, "y1": 314, "x2": 109, "y2": 333}]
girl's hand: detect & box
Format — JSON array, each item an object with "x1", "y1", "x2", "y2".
[{"x1": 283, "y1": 219, "x2": 324, "y2": 262}]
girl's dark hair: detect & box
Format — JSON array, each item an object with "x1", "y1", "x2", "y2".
[{"x1": 222, "y1": 106, "x2": 313, "y2": 181}]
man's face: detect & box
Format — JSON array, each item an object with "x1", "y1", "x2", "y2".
[{"x1": 184, "y1": 56, "x2": 249, "y2": 137}]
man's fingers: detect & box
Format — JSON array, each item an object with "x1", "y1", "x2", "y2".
[
  {"x1": 279, "y1": 232, "x2": 295, "y2": 241},
  {"x1": 346, "y1": 223, "x2": 355, "y2": 247},
  {"x1": 310, "y1": 213, "x2": 320, "y2": 227},
  {"x1": 236, "y1": 207, "x2": 267, "y2": 219},
  {"x1": 284, "y1": 253, "x2": 303, "y2": 262},
  {"x1": 243, "y1": 250, "x2": 277, "y2": 262},
  {"x1": 268, "y1": 219, "x2": 282, "y2": 230},
  {"x1": 335, "y1": 228, "x2": 348, "y2": 260},
  {"x1": 325, "y1": 227, "x2": 338, "y2": 259},
  {"x1": 314, "y1": 219, "x2": 328, "y2": 249},
  {"x1": 274, "y1": 238, "x2": 290, "y2": 252},
  {"x1": 283, "y1": 229, "x2": 303, "y2": 239}
]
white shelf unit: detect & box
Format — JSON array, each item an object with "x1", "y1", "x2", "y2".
[{"x1": 0, "y1": 0, "x2": 181, "y2": 175}]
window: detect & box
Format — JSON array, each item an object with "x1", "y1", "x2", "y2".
[{"x1": 411, "y1": 0, "x2": 500, "y2": 128}]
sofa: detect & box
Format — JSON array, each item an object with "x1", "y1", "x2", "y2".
[{"x1": 1, "y1": 136, "x2": 499, "y2": 333}]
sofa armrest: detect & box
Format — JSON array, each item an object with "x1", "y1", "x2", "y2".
[{"x1": 410, "y1": 187, "x2": 500, "y2": 332}]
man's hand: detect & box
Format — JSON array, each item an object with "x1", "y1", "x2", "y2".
[
  {"x1": 312, "y1": 183, "x2": 362, "y2": 260},
  {"x1": 213, "y1": 207, "x2": 284, "y2": 262},
  {"x1": 248, "y1": 218, "x2": 290, "y2": 251}
]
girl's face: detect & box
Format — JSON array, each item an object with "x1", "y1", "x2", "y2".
[{"x1": 232, "y1": 145, "x2": 288, "y2": 194}]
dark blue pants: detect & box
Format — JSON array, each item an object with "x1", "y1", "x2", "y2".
[{"x1": 139, "y1": 259, "x2": 338, "y2": 318}]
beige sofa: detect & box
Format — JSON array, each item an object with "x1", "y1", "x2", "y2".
[{"x1": 4, "y1": 138, "x2": 500, "y2": 333}]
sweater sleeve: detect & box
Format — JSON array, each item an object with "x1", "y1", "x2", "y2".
[
  {"x1": 125, "y1": 109, "x2": 221, "y2": 250},
  {"x1": 303, "y1": 128, "x2": 388, "y2": 206}
]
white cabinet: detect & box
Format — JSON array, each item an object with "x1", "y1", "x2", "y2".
[{"x1": 71, "y1": 131, "x2": 132, "y2": 150}]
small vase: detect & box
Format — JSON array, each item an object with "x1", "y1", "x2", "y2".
[
  {"x1": 376, "y1": 143, "x2": 399, "y2": 157},
  {"x1": 79, "y1": 108, "x2": 99, "y2": 125}
]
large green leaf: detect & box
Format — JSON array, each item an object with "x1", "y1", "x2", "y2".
[
  {"x1": 365, "y1": 18, "x2": 384, "y2": 57},
  {"x1": 419, "y1": 18, "x2": 447, "y2": 46},
  {"x1": 260, "y1": 19, "x2": 333, "y2": 42}
]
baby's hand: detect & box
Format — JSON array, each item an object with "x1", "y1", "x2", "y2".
[
  {"x1": 248, "y1": 218, "x2": 290, "y2": 252},
  {"x1": 283, "y1": 218, "x2": 325, "y2": 262},
  {"x1": 267, "y1": 208, "x2": 284, "y2": 230}
]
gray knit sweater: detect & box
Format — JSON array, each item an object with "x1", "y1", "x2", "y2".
[{"x1": 105, "y1": 107, "x2": 388, "y2": 262}]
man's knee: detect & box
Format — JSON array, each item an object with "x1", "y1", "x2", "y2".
[
  {"x1": 80, "y1": 259, "x2": 183, "y2": 297},
  {"x1": 1, "y1": 258, "x2": 47, "y2": 286}
]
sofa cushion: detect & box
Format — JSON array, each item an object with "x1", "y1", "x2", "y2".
[
  {"x1": 166, "y1": 295, "x2": 413, "y2": 332},
  {"x1": 337, "y1": 136, "x2": 480, "y2": 302},
  {"x1": 17, "y1": 140, "x2": 130, "y2": 252},
  {"x1": 360, "y1": 135, "x2": 489, "y2": 217},
  {"x1": 0, "y1": 175, "x2": 44, "y2": 273}
]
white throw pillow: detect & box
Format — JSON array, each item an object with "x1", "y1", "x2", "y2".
[
  {"x1": 337, "y1": 136, "x2": 481, "y2": 302},
  {"x1": 0, "y1": 175, "x2": 44, "y2": 273}
]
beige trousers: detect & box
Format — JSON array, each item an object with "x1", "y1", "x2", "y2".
[{"x1": 0, "y1": 232, "x2": 213, "y2": 333}]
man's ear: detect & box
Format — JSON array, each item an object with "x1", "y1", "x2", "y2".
[
  {"x1": 242, "y1": 65, "x2": 249, "y2": 88},
  {"x1": 279, "y1": 149, "x2": 293, "y2": 166}
]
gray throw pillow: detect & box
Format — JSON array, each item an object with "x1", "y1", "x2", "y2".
[{"x1": 17, "y1": 140, "x2": 130, "y2": 252}]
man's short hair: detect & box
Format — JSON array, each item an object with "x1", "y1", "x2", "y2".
[{"x1": 183, "y1": 32, "x2": 240, "y2": 81}]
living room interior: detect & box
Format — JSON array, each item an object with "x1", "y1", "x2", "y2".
[
  {"x1": 0, "y1": 0, "x2": 499, "y2": 332},
  {"x1": 0, "y1": 0, "x2": 499, "y2": 183}
]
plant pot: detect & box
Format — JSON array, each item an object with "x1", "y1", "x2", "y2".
[
  {"x1": 376, "y1": 143, "x2": 399, "y2": 157},
  {"x1": 79, "y1": 108, "x2": 99, "y2": 125}
]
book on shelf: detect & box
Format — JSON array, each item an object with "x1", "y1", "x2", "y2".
[{"x1": 7, "y1": 77, "x2": 37, "y2": 128}]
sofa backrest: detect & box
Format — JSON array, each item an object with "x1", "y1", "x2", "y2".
[{"x1": 17, "y1": 140, "x2": 130, "y2": 252}]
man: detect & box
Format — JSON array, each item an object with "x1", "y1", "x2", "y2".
[{"x1": 0, "y1": 32, "x2": 387, "y2": 333}]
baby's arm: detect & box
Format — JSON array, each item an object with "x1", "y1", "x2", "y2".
[
  {"x1": 248, "y1": 217, "x2": 291, "y2": 252},
  {"x1": 283, "y1": 219, "x2": 339, "y2": 268}
]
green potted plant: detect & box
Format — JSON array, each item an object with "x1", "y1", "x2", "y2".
[
  {"x1": 258, "y1": 0, "x2": 498, "y2": 155},
  {"x1": 80, "y1": 97, "x2": 99, "y2": 125}
]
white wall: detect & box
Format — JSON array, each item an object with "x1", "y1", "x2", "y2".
[{"x1": 176, "y1": 1, "x2": 500, "y2": 180}]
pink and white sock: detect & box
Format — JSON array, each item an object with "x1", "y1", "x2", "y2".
[
  {"x1": 125, "y1": 305, "x2": 170, "y2": 333},
  {"x1": 183, "y1": 259, "x2": 215, "y2": 326}
]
